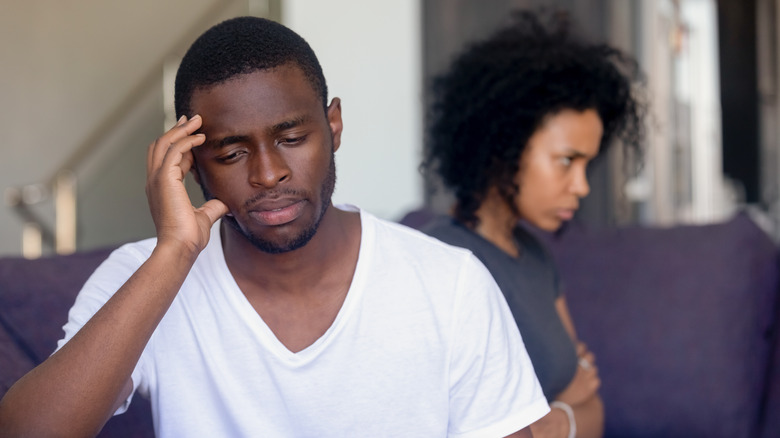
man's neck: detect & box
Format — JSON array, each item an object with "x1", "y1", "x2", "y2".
[
  {"x1": 220, "y1": 205, "x2": 361, "y2": 298},
  {"x1": 220, "y1": 205, "x2": 362, "y2": 353}
]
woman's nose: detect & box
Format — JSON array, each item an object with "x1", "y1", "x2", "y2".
[{"x1": 570, "y1": 166, "x2": 590, "y2": 198}]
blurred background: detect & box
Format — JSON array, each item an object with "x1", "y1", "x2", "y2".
[{"x1": 1, "y1": 0, "x2": 776, "y2": 258}]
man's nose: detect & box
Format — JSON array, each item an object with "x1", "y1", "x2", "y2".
[{"x1": 248, "y1": 147, "x2": 291, "y2": 188}]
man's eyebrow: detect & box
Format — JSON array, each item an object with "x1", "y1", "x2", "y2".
[
  {"x1": 202, "y1": 135, "x2": 249, "y2": 150},
  {"x1": 269, "y1": 115, "x2": 310, "y2": 134},
  {"x1": 200, "y1": 115, "x2": 312, "y2": 150}
]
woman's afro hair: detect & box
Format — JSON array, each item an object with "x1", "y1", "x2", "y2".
[{"x1": 423, "y1": 10, "x2": 646, "y2": 226}]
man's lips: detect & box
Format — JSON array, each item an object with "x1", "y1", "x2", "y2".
[{"x1": 247, "y1": 199, "x2": 306, "y2": 226}]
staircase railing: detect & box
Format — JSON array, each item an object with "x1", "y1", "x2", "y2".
[{"x1": 5, "y1": 0, "x2": 281, "y2": 258}]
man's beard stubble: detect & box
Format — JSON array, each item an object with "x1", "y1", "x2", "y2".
[{"x1": 198, "y1": 151, "x2": 337, "y2": 254}]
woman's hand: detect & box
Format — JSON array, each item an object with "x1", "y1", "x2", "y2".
[
  {"x1": 530, "y1": 342, "x2": 603, "y2": 438},
  {"x1": 556, "y1": 341, "x2": 600, "y2": 407}
]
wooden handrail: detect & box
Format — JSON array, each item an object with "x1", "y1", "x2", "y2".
[{"x1": 5, "y1": 0, "x2": 282, "y2": 256}]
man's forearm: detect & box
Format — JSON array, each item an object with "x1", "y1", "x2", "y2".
[{"x1": 0, "y1": 242, "x2": 198, "y2": 437}]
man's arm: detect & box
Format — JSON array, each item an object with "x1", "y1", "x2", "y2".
[
  {"x1": 506, "y1": 426, "x2": 534, "y2": 437},
  {"x1": 448, "y1": 255, "x2": 549, "y2": 438},
  {"x1": 0, "y1": 115, "x2": 227, "y2": 437}
]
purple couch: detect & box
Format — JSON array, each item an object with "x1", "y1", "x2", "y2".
[
  {"x1": 540, "y1": 213, "x2": 780, "y2": 438},
  {"x1": 402, "y1": 210, "x2": 780, "y2": 438},
  {"x1": 0, "y1": 247, "x2": 154, "y2": 437},
  {"x1": 1, "y1": 211, "x2": 778, "y2": 437}
]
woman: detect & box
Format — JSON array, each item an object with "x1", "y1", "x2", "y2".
[{"x1": 421, "y1": 11, "x2": 645, "y2": 438}]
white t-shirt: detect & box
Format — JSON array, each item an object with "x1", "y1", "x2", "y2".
[{"x1": 59, "y1": 206, "x2": 548, "y2": 437}]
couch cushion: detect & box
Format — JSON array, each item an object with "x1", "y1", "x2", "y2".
[
  {"x1": 542, "y1": 212, "x2": 779, "y2": 438},
  {"x1": 0, "y1": 248, "x2": 115, "y2": 363},
  {"x1": 0, "y1": 322, "x2": 35, "y2": 394},
  {"x1": 0, "y1": 247, "x2": 155, "y2": 437},
  {"x1": 759, "y1": 278, "x2": 780, "y2": 438}
]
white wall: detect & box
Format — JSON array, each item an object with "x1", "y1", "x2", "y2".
[
  {"x1": 283, "y1": 0, "x2": 424, "y2": 221},
  {"x1": 679, "y1": 0, "x2": 732, "y2": 223},
  {"x1": 0, "y1": 0, "x2": 423, "y2": 256},
  {"x1": 0, "y1": 0, "x2": 248, "y2": 256},
  {"x1": 635, "y1": 0, "x2": 734, "y2": 225}
]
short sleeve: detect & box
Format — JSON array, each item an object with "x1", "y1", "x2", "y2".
[
  {"x1": 55, "y1": 242, "x2": 154, "y2": 414},
  {"x1": 447, "y1": 254, "x2": 549, "y2": 438}
]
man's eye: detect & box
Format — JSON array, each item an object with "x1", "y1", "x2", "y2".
[
  {"x1": 217, "y1": 151, "x2": 245, "y2": 163},
  {"x1": 280, "y1": 136, "x2": 306, "y2": 146},
  {"x1": 559, "y1": 156, "x2": 573, "y2": 166}
]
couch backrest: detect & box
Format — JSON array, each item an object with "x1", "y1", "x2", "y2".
[
  {"x1": 400, "y1": 209, "x2": 780, "y2": 438},
  {"x1": 0, "y1": 248, "x2": 115, "y2": 364},
  {"x1": 0, "y1": 247, "x2": 154, "y2": 437},
  {"x1": 0, "y1": 320, "x2": 35, "y2": 394},
  {"x1": 541, "y1": 212, "x2": 780, "y2": 438},
  {"x1": 758, "y1": 272, "x2": 780, "y2": 438}
]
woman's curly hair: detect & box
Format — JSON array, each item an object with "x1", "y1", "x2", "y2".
[{"x1": 422, "y1": 10, "x2": 646, "y2": 227}]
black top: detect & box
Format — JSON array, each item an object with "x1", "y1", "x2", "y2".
[{"x1": 422, "y1": 215, "x2": 577, "y2": 400}]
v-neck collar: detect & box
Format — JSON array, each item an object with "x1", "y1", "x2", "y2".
[{"x1": 208, "y1": 206, "x2": 371, "y2": 366}]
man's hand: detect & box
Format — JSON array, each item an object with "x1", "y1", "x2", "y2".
[
  {"x1": 0, "y1": 115, "x2": 228, "y2": 437},
  {"x1": 146, "y1": 115, "x2": 228, "y2": 255}
]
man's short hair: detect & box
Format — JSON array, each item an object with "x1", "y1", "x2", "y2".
[{"x1": 175, "y1": 16, "x2": 328, "y2": 118}]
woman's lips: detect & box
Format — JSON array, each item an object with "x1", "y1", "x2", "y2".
[
  {"x1": 556, "y1": 209, "x2": 575, "y2": 221},
  {"x1": 249, "y1": 200, "x2": 306, "y2": 226}
]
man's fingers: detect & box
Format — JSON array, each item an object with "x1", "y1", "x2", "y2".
[
  {"x1": 178, "y1": 151, "x2": 195, "y2": 179},
  {"x1": 148, "y1": 115, "x2": 187, "y2": 173},
  {"x1": 159, "y1": 134, "x2": 206, "y2": 181},
  {"x1": 198, "y1": 199, "x2": 229, "y2": 225},
  {"x1": 155, "y1": 116, "x2": 202, "y2": 166},
  {"x1": 149, "y1": 115, "x2": 203, "y2": 172}
]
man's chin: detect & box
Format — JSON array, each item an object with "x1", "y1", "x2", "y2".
[
  {"x1": 249, "y1": 231, "x2": 317, "y2": 254},
  {"x1": 223, "y1": 214, "x2": 320, "y2": 254}
]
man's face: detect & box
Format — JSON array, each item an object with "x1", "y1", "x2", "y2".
[{"x1": 189, "y1": 64, "x2": 342, "y2": 253}]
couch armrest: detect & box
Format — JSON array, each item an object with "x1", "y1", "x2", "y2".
[{"x1": 0, "y1": 247, "x2": 155, "y2": 437}]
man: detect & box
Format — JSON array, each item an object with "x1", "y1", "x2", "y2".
[{"x1": 0, "y1": 17, "x2": 548, "y2": 437}]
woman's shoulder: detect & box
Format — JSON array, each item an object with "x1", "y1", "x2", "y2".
[
  {"x1": 514, "y1": 223, "x2": 556, "y2": 264},
  {"x1": 421, "y1": 215, "x2": 497, "y2": 253}
]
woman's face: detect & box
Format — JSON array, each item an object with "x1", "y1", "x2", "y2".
[{"x1": 514, "y1": 108, "x2": 603, "y2": 231}]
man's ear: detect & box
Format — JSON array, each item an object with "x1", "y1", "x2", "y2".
[{"x1": 327, "y1": 97, "x2": 343, "y2": 152}]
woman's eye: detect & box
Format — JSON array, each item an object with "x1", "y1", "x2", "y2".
[{"x1": 559, "y1": 156, "x2": 573, "y2": 166}]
